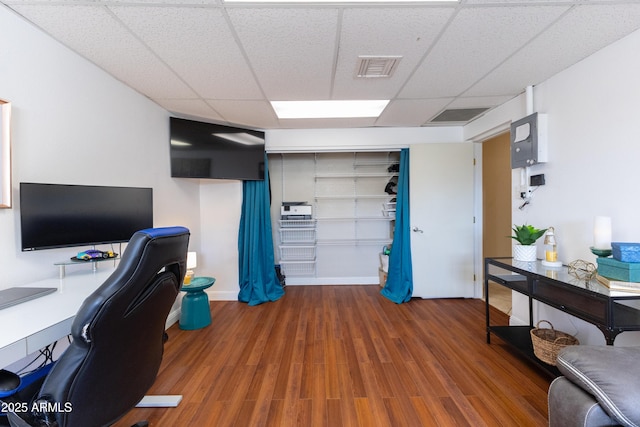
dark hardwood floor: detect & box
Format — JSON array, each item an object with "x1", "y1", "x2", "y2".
[{"x1": 115, "y1": 286, "x2": 551, "y2": 426}]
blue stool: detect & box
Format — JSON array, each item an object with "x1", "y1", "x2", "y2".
[{"x1": 179, "y1": 276, "x2": 215, "y2": 330}]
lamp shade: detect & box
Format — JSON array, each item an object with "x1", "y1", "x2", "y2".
[
  {"x1": 186, "y1": 252, "x2": 197, "y2": 269},
  {"x1": 593, "y1": 216, "x2": 612, "y2": 249}
]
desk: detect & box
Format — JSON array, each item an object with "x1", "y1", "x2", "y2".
[
  {"x1": 485, "y1": 257, "x2": 640, "y2": 375},
  {"x1": 0, "y1": 268, "x2": 113, "y2": 369}
]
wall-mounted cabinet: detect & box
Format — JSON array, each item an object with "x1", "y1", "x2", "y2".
[{"x1": 269, "y1": 151, "x2": 399, "y2": 285}]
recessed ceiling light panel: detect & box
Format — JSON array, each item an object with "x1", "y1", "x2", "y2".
[{"x1": 271, "y1": 100, "x2": 390, "y2": 119}]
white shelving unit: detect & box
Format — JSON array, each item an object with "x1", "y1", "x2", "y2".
[
  {"x1": 270, "y1": 151, "x2": 399, "y2": 284},
  {"x1": 314, "y1": 153, "x2": 397, "y2": 247}
]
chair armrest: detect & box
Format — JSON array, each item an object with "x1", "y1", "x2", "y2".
[
  {"x1": 548, "y1": 377, "x2": 616, "y2": 427},
  {"x1": 557, "y1": 345, "x2": 640, "y2": 427}
]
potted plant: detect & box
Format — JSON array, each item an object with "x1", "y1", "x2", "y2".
[{"x1": 511, "y1": 224, "x2": 547, "y2": 262}]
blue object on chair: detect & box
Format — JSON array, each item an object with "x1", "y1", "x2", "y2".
[
  {"x1": 179, "y1": 277, "x2": 215, "y2": 330},
  {"x1": 0, "y1": 363, "x2": 55, "y2": 399},
  {"x1": 4, "y1": 226, "x2": 190, "y2": 427},
  {"x1": 1, "y1": 363, "x2": 54, "y2": 424},
  {"x1": 0, "y1": 369, "x2": 20, "y2": 399}
]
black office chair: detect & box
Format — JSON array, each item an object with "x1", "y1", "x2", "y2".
[{"x1": 4, "y1": 226, "x2": 190, "y2": 427}]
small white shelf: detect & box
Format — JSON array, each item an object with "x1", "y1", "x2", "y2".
[
  {"x1": 315, "y1": 172, "x2": 395, "y2": 179},
  {"x1": 316, "y1": 216, "x2": 394, "y2": 221},
  {"x1": 280, "y1": 260, "x2": 316, "y2": 276},
  {"x1": 54, "y1": 256, "x2": 120, "y2": 278},
  {"x1": 279, "y1": 228, "x2": 316, "y2": 244},
  {"x1": 315, "y1": 194, "x2": 392, "y2": 200},
  {"x1": 316, "y1": 238, "x2": 393, "y2": 246},
  {"x1": 279, "y1": 245, "x2": 316, "y2": 261},
  {"x1": 279, "y1": 219, "x2": 316, "y2": 228}
]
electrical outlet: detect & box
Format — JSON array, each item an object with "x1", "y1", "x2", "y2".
[{"x1": 520, "y1": 188, "x2": 533, "y2": 199}]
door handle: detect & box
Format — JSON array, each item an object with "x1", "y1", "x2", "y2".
[{"x1": 412, "y1": 226, "x2": 424, "y2": 233}]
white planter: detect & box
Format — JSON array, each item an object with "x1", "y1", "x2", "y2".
[{"x1": 513, "y1": 244, "x2": 537, "y2": 262}]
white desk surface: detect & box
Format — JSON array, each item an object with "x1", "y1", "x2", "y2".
[{"x1": 0, "y1": 266, "x2": 115, "y2": 368}]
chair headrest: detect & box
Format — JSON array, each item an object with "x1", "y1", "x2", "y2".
[{"x1": 136, "y1": 226, "x2": 190, "y2": 240}]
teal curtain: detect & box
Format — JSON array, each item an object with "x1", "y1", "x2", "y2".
[
  {"x1": 238, "y1": 155, "x2": 284, "y2": 306},
  {"x1": 381, "y1": 148, "x2": 413, "y2": 303}
]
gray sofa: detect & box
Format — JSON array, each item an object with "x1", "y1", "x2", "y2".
[{"x1": 548, "y1": 345, "x2": 640, "y2": 427}]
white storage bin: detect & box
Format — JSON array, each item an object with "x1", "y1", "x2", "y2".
[
  {"x1": 279, "y1": 245, "x2": 316, "y2": 261},
  {"x1": 279, "y1": 219, "x2": 316, "y2": 228},
  {"x1": 279, "y1": 228, "x2": 316, "y2": 244},
  {"x1": 280, "y1": 260, "x2": 316, "y2": 276},
  {"x1": 382, "y1": 202, "x2": 396, "y2": 218},
  {"x1": 384, "y1": 201, "x2": 397, "y2": 210}
]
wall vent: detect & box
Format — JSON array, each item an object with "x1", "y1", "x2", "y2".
[{"x1": 355, "y1": 56, "x2": 402, "y2": 78}]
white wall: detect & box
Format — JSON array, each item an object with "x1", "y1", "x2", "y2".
[
  {"x1": 0, "y1": 6, "x2": 200, "y2": 289},
  {"x1": 468, "y1": 27, "x2": 640, "y2": 346},
  {"x1": 198, "y1": 179, "x2": 242, "y2": 300}
]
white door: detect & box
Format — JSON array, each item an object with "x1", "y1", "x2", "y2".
[{"x1": 410, "y1": 143, "x2": 475, "y2": 298}]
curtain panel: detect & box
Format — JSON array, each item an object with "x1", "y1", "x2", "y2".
[
  {"x1": 381, "y1": 148, "x2": 413, "y2": 303},
  {"x1": 238, "y1": 155, "x2": 284, "y2": 306}
]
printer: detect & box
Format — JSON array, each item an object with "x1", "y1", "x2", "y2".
[{"x1": 281, "y1": 202, "x2": 312, "y2": 220}]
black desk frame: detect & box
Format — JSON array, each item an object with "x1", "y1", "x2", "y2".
[{"x1": 485, "y1": 257, "x2": 640, "y2": 375}]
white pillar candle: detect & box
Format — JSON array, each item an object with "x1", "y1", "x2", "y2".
[{"x1": 593, "y1": 216, "x2": 612, "y2": 249}]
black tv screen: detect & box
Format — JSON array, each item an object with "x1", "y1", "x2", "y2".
[
  {"x1": 170, "y1": 117, "x2": 265, "y2": 180},
  {"x1": 20, "y1": 183, "x2": 153, "y2": 251}
]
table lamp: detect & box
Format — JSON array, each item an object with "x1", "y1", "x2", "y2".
[
  {"x1": 184, "y1": 251, "x2": 197, "y2": 285},
  {"x1": 542, "y1": 227, "x2": 562, "y2": 267},
  {"x1": 591, "y1": 216, "x2": 613, "y2": 257}
]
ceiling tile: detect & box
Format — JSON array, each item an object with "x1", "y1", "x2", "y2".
[
  {"x1": 10, "y1": 4, "x2": 198, "y2": 99},
  {"x1": 446, "y1": 95, "x2": 514, "y2": 109},
  {"x1": 376, "y1": 99, "x2": 454, "y2": 127},
  {"x1": 227, "y1": 8, "x2": 340, "y2": 100},
  {"x1": 205, "y1": 99, "x2": 279, "y2": 129},
  {"x1": 156, "y1": 99, "x2": 225, "y2": 122},
  {"x1": 399, "y1": 5, "x2": 570, "y2": 99},
  {"x1": 464, "y1": 4, "x2": 640, "y2": 97},
  {"x1": 109, "y1": 6, "x2": 263, "y2": 100},
  {"x1": 464, "y1": 0, "x2": 573, "y2": 3},
  {"x1": 333, "y1": 7, "x2": 455, "y2": 99}
]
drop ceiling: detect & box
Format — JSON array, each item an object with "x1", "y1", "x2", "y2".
[{"x1": 4, "y1": 0, "x2": 640, "y2": 129}]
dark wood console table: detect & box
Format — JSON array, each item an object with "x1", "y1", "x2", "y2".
[{"x1": 485, "y1": 257, "x2": 640, "y2": 374}]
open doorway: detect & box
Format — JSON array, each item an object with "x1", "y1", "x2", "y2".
[{"x1": 482, "y1": 132, "x2": 512, "y2": 314}]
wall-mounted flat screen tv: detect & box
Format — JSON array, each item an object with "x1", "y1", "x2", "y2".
[
  {"x1": 20, "y1": 183, "x2": 153, "y2": 251},
  {"x1": 169, "y1": 117, "x2": 265, "y2": 180}
]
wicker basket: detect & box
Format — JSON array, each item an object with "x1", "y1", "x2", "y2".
[{"x1": 530, "y1": 320, "x2": 579, "y2": 366}]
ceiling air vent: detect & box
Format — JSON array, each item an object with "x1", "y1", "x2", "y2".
[
  {"x1": 355, "y1": 56, "x2": 402, "y2": 78},
  {"x1": 430, "y1": 108, "x2": 490, "y2": 123}
]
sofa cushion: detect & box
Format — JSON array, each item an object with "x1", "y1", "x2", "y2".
[{"x1": 557, "y1": 345, "x2": 640, "y2": 427}]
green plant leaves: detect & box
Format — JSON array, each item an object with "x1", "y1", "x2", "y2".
[{"x1": 511, "y1": 224, "x2": 547, "y2": 246}]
